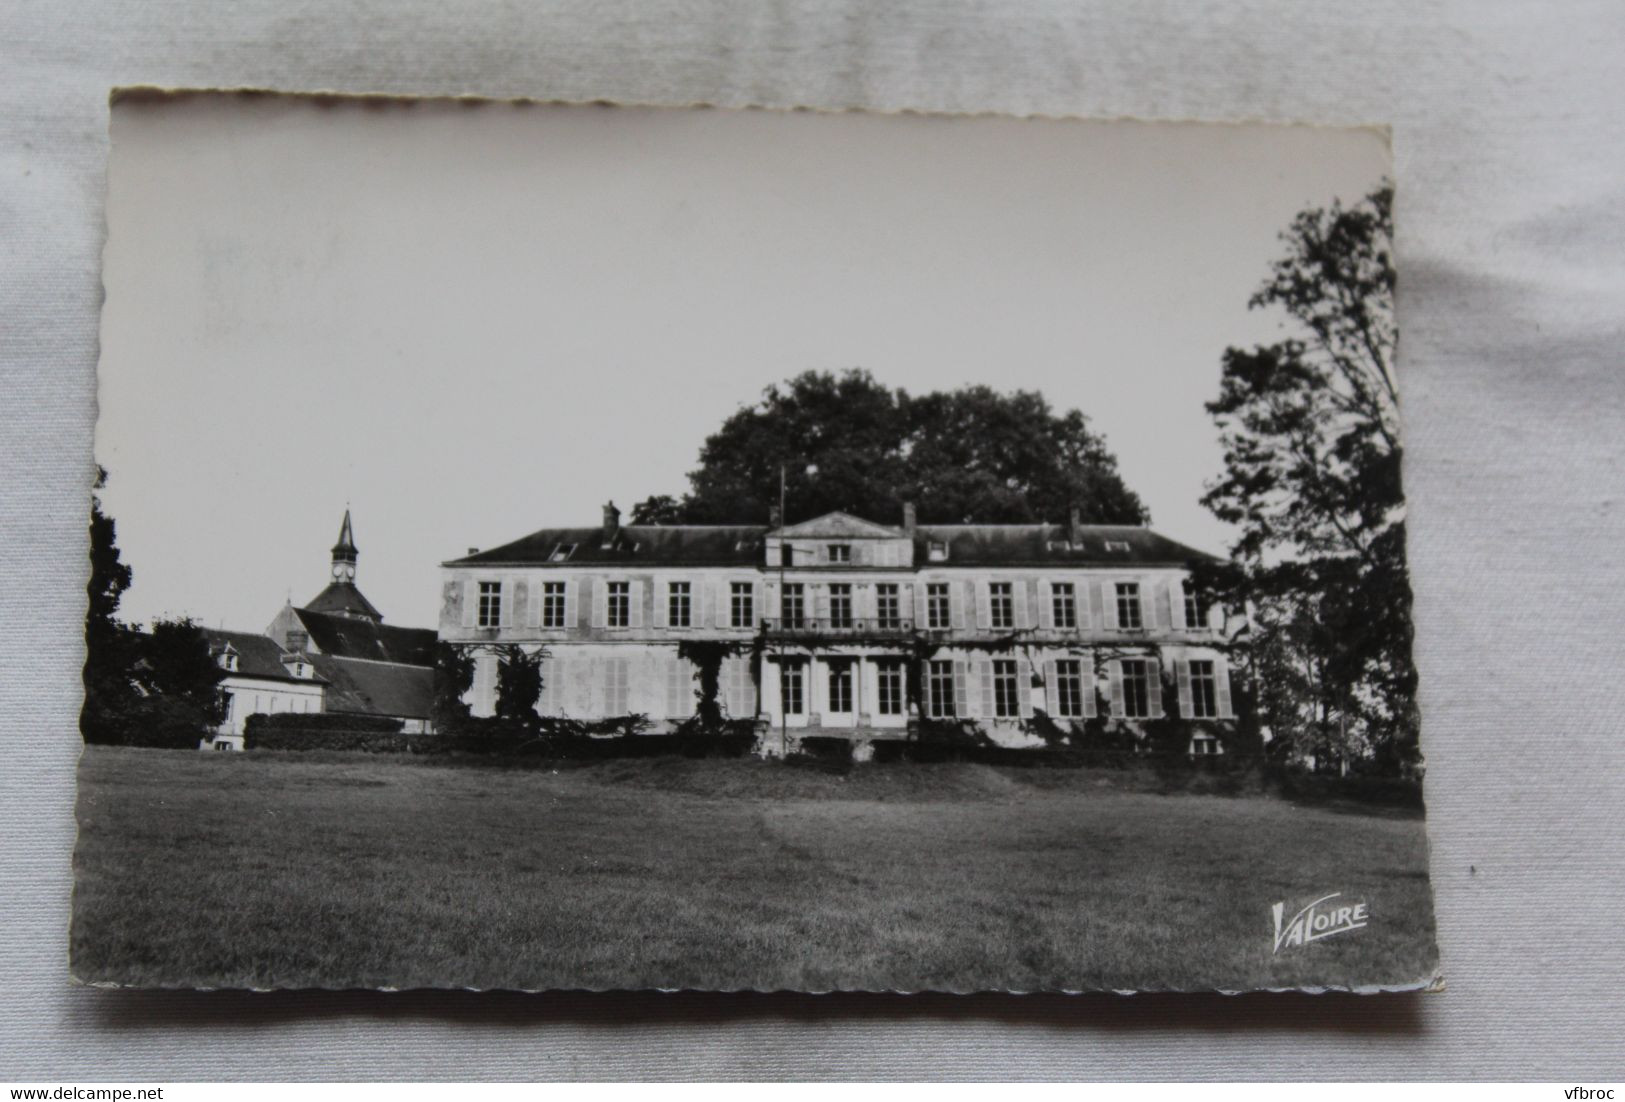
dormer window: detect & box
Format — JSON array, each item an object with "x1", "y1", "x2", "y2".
[
  {"x1": 549, "y1": 543, "x2": 577, "y2": 562},
  {"x1": 1047, "y1": 539, "x2": 1073, "y2": 552},
  {"x1": 927, "y1": 540, "x2": 949, "y2": 562},
  {"x1": 218, "y1": 647, "x2": 239, "y2": 672},
  {"x1": 828, "y1": 544, "x2": 851, "y2": 563},
  {"x1": 1104, "y1": 540, "x2": 1131, "y2": 553}
]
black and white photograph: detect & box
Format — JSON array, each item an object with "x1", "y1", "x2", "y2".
[{"x1": 74, "y1": 91, "x2": 1437, "y2": 994}]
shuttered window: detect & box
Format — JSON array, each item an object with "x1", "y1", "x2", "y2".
[
  {"x1": 541, "y1": 582, "x2": 566, "y2": 628},
  {"x1": 926, "y1": 660, "x2": 956, "y2": 718},
  {"x1": 1115, "y1": 582, "x2": 1142, "y2": 630},
  {"x1": 1051, "y1": 583, "x2": 1077, "y2": 629},
  {"x1": 926, "y1": 583, "x2": 951, "y2": 630},
  {"x1": 730, "y1": 582, "x2": 754, "y2": 628},
  {"x1": 668, "y1": 581, "x2": 692, "y2": 628},
  {"x1": 992, "y1": 659, "x2": 1020, "y2": 718},
  {"x1": 606, "y1": 582, "x2": 631, "y2": 628},
  {"x1": 477, "y1": 581, "x2": 502, "y2": 628},
  {"x1": 1188, "y1": 659, "x2": 1218, "y2": 718},
  {"x1": 1054, "y1": 659, "x2": 1085, "y2": 718}
]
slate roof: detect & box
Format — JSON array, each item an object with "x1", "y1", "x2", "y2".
[
  {"x1": 447, "y1": 513, "x2": 1218, "y2": 568},
  {"x1": 448, "y1": 526, "x2": 769, "y2": 567},
  {"x1": 913, "y1": 524, "x2": 1220, "y2": 567},
  {"x1": 302, "y1": 580, "x2": 384, "y2": 620},
  {"x1": 201, "y1": 628, "x2": 326, "y2": 684},
  {"x1": 294, "y1": 608, "x2": 437, "y2": 666},
  {"x1": 309, "y1": 655, "x2": 433, "y2": 720}
]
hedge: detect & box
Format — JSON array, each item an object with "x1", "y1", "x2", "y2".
[{"x1": 244, "y1": 712, "x2": 404, "y2": 734}]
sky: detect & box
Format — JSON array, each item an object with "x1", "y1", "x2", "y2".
[{"x1": 97, "y1": 95, "x2": 1390, "y2": 631}]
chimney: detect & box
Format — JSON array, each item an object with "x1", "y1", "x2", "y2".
[
  {"x1": 467, "y1": 547, "x2": 479, "y2": 555},
  {"x1": 1069, "y1": 507, "x2": 1083, "y2": 546},
  {"x1": 769, "y1": 504, "x2": 783, "y2": 528},
  {"x1": 902, "y1": 501, "x2": 917, "y2": 534},
  {"x1": 601, "y1": 500, "x2": 621, "y2": 547}
]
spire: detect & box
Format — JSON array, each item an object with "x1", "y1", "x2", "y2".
[{"x1": 330, "y1": 509, "x2": 358, "y2": 582}]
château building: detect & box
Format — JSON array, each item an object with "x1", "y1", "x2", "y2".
[{"x1": 440, "y1": 503, "x2": 1242, "y2": 757}]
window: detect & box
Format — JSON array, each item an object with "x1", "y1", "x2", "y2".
[
  {"x1": 780, "y1": 543, "x2": 794, "y2": 567},
  {"x1": 877, "y1": 660, "x2": 905, "y2": 715},
  {"x1": 1190, "y1": 734, "x2": 1220, "y2": 757},
  {"x1": 989, "y1": 582, "x2": 1015, "y2": 630},
  {"x1": 1184, "y1": 587, "x2": 1204, "y2": 630},
  {"x1": 1051, "y1": 582, "x2": 1077, "y2": 629},
  {"x1": 548, "y1": 543, "x2": 576, "y2": 562},
  {"x1": 1115, "y1": 582, "x2": 1142, "y2": 629},
  {"x1": 542, "y1": 582, "x2": 567, "y2": 628},
  {"x1": 730, "y1": 582, "x2": 754, "y2": 629},
  {"x1": 1188, "y1": 659, "x2": 1218, "y2": 719},
  {"x1": 1105, "y1": 540, "x2": 1131, "y2": 553},
  {"x1": 928, "y1": 540, "x2": 949, "y2": 562},
  {"x1": 1046, "y1": 539, "x2": 1072, "y2": 552},
  {"x1": 219, "y1": 648, "x2": 238, "y2": 672},
  {"x1": 1054, "y1": 658, "x2": 1085, "y2": 718},
  {"x1": 829, "y1": 584, "x2": 853, "y2": 628},
  {"x1": 781, "y1": 583, "x2": 805, "y2": 628},
  {"x1": 927, "y1": 660, "x2": 956, "y2": 718},
  {"x1": 926, "y1": 583, "x2": 952, "y2": 630},
  {"x1": 828, "y1": 543, "x2": 851, "y2": 563},
  {"x1": 876, "y1": 584, "x2": 901, "y2": 628},
  {"x1": 668, "y1": 581, "x2": 691, "y2": 628},
  {"x1": 478, "y1": 581, "x2": 502, "y2": 628},
  {"x1": 606, "y1": 581, "x2": 630, "y2": 628},
  {"x1": 992, "y1": 658, "x2": 1020, "y2": 718},
  {"x1": 780, "y1": 660, "x2": 805, "y2": 715},
  {"x1": 828, "y1": 660, "x2": 853, "y2": 713},
  {"x1": 1120, "y1": 658, "x2": 1154, "y2": 718}
]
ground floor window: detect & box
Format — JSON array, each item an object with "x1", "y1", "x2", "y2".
[
  {"x1": 1054, "y1": 658, "x2": 1085, "y2": 718},
  {"x1": 927, "y1": 660, "x2": 955, "y2": 718},
  {"x1": 1188, "y1": 659, "x2": 1218, "y2": 718},
  {"x1": 992, "y1": 658, "x2": 1020, "y2": 718},
  {"x1": 1191, "y1": 734, "x2": 1221, "y2": 756},
  {"x1": 780, "y1": 660, "x2": 805, "y2": 715},
  {"x1": 1120, "y1": 658, "x2": 1154, "y2": 719},
  {"x1": 828, "y1": 660, "x2": 853, "y2": 713},
  {"x1": 876, "y1": 660, "x2": 905, "y2": 715}
]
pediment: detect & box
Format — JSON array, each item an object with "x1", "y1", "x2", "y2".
[{"x1": 774, "y1": 511, "x2": 908, "y2": 539}]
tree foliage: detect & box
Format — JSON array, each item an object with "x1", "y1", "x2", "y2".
[
  {"x1": 431, "y1": 642, "x2": 476, "y2": 732},
  {"x1": 634, "y1": 370, "x2": 1146, "y2": 526},
  {"x1": 494, "y1": 644, "x2": 545, "y2": 729},
  {"x1": 81, "y1": 470, "x2": 228, "y2": 747},
  {"x1": 1202, "y1": 184, "x2": 1418, "y2": 772},
  {"x1": 81, "y1": 468, "x2": 139, "y2": 744}
]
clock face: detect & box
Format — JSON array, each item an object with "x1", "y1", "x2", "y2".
[{"x1": 336, "y1": 564, "x2": 354, "y2": 581}]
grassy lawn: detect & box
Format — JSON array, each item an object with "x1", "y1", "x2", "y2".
[{"x1": 72, "y1": 746, "x2": 1438, "y2": 993}]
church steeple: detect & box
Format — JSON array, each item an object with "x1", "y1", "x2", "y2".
[{"x1": 330, "y1": 509, "x2": 358, "y2": 584}]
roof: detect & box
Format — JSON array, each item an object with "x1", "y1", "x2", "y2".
[
  {"x1": 294, "y1": 608, "x2": 437, "y2": 666},
  {"x1": 448, "y1": 525, "x2": 770, "y2": 567},
  {"x1": 447, "y1": 513, "x2": 1218, "y2": 568},
  {"x1": 201, "y1": 628, "x2": 326, "y2": 684},
  {"x1": 914, "y1": 524, "x2": 1219, "y2": 566},
  {"x1": 332, "y1": 509, "x2": 357, "y2": 555},
  {"x1": 309, "y1": 655, "x2": 433, "y2": 720},
  {"x1": 773, "y1": 512, "x2": 908, "y2": 539},
  {"x1": 302, "y1": 581, "x2": 384, "y2": 620}
]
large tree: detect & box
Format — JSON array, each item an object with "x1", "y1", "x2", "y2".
[
  {"x1": 636, "y1": 370, "x2": 1146, "y2": 526},
  {"x1": 81, "y1": 468, "x2": 140, "y2": 744},
  {"x1": 81, "y1": 470, "x2": 227, "y2": 747},
  {"x1": 1203, "y1": 184, "x2": 1418, "y2": 772}
]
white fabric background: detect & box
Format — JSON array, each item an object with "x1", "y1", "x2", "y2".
[{"x1": 3, "y1": 0, "x2": 1622, "y2": 1081}]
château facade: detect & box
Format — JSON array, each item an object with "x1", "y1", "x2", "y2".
[{"x1": 441, "y1": 503, "x2": 1243, "y2": 756}]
